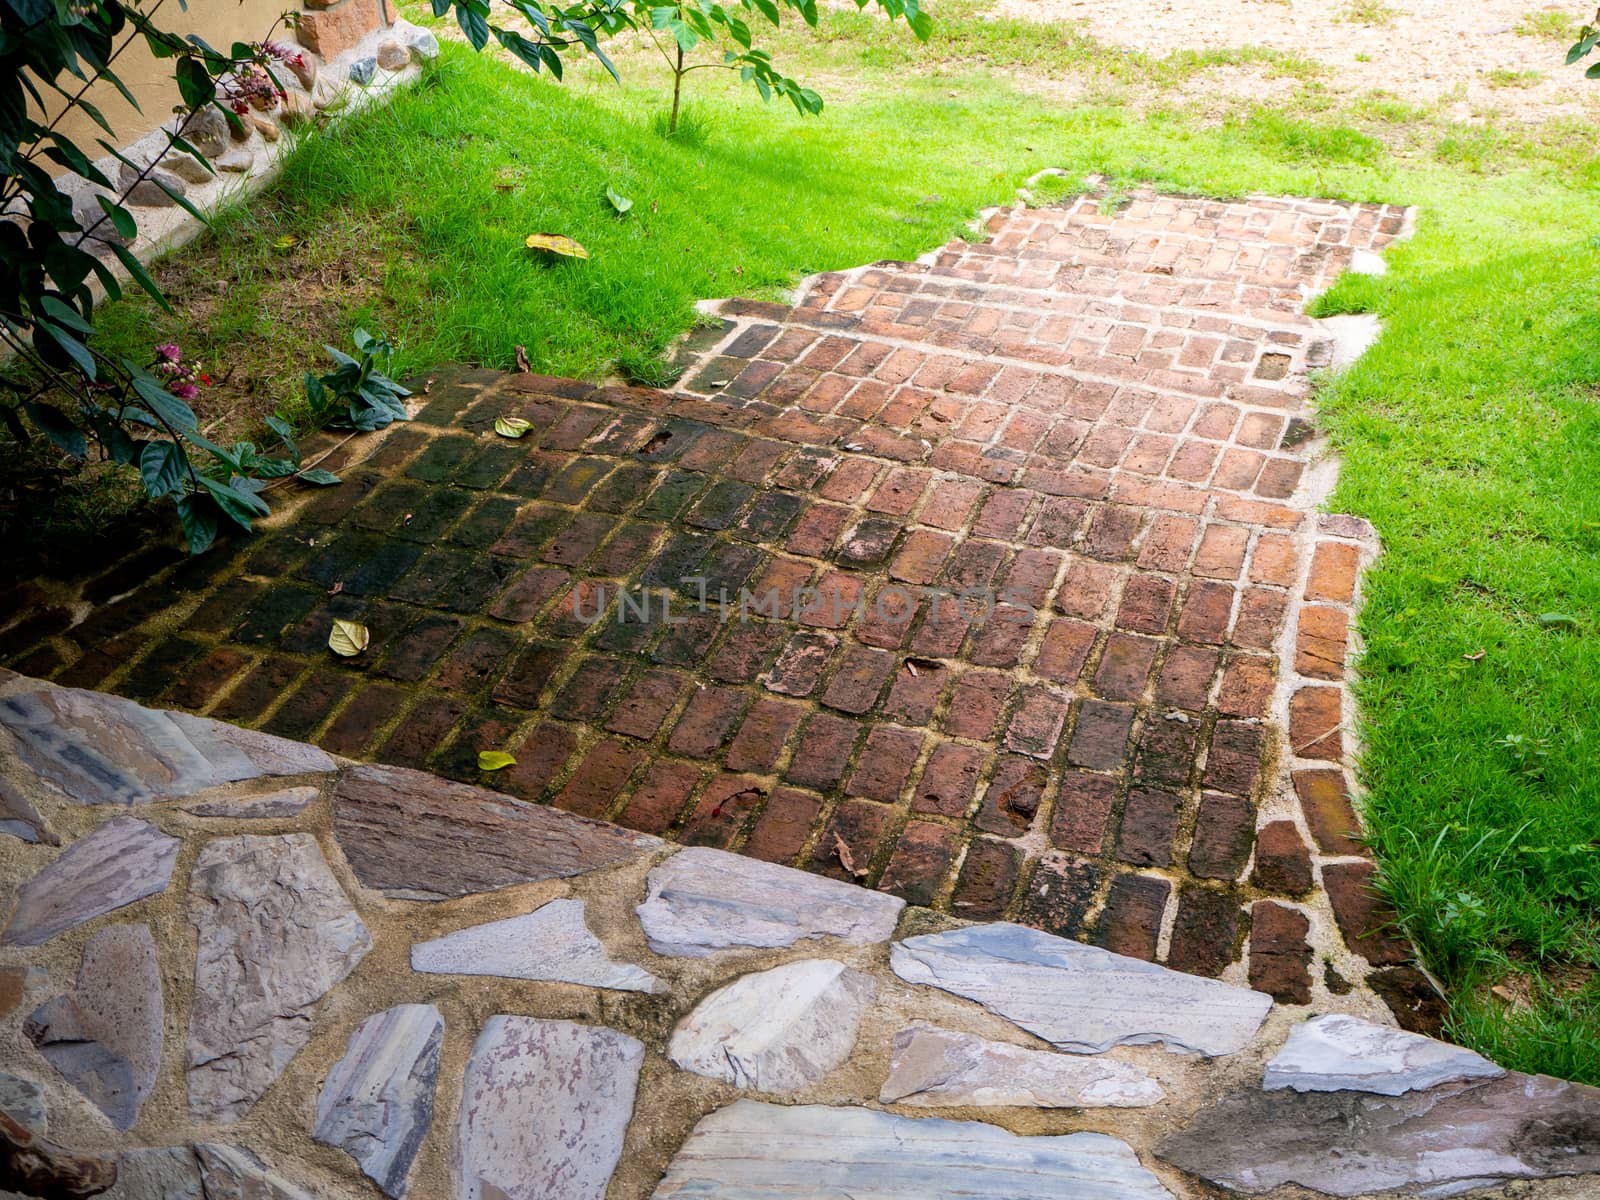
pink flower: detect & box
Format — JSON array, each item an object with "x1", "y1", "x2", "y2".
[
  {"x1": 155, "y1": 343, "x2": 181, "y2": 363},
  {"x1": 172, "y1": 381, "x2": 200, "y2": 401}
]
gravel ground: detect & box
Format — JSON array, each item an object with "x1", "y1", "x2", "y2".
[{"x1": 991, "y1": 0, "x2": 1600, "y2": 123}]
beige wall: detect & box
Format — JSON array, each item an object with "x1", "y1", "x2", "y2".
[{"x1": 53, "y1": 0, "x2": 316, "y2": 149}]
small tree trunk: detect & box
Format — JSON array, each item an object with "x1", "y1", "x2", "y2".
[{"x1": 670, "y1": 44, "x2": 684, "y2": 134}]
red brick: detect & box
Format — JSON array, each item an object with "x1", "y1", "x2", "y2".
[
  {"x1": 1136, "y1": 515, "x2": 1198, "y2": 572},
  {"x1": 1155, "y1": 645, "x2": 1219, "y2": 710},
  {"x1": 1192, "y1": 401, "x2": 1239, "y2": 439},
  {"x1": 1034, "y1": 618, "x2": 1096, "y2": 683},
  {"x1": 742, "y1": 787, "x2": 823, "y2": 864},
  {"x1": 765, "y1": 629, "x2": 837, "y2": 697},
  {"x1": 867, "y1": 467, "x2": 931, "y2": 516},
  {"x1": 1017, "y1": 855, "x2": 1101, "y2": 939},
  {"x1": 1050, "y1": 769, "x2": 1118, "y2": 853},
  {"x1": 1093, "y1": 633, "x2": 1158, "y2": 701},
  {"x1": 1175, "y1": 581, "x2": 1235, "y2": 645},
  {"x1": 618, "y1": 759, "x2": 701, "y2": 835},
  {"x1": 972, "y1": 489, "x2": 1034, "y2": 540},
  {"x1": 750, "y1": 557, "x2": 816, "y2": 620},
  {"x1": 1193, "y1": 525, "x2": 1250, "y2": 580},
  {"x1": 1188, "y1": 792, "x2": 1255, "y2": 880},
  {"x1": 1294, "y1": 768, "x2": 1365, "y2": 855},
  {"x1": 1166, "y1": 439, "x2": 1219, "y2": 483},
  {"x1": 606, "y1": 670, "x2": 687, "y2": 739},
  {"x1": 1323, "y1": 860, "x2": 1411, "y2": 965},
  {"x1": 1054, "y1": 558, "x2": 1121, "y2": 620},
  {"x1": 1237, "y1": 411, "x2": 1284, "y2": 449},
  {"x1": 1250, "y1": 901, "x2": 1312, "y2": 1004},
  {"x1": 967, "y1": 605, "x2": 1033, "y2": 668},
  {"x1": 786, "y1": 503, "x2": 850, "y2": 557},
  {"x1": 878, "y1": 821, "x2": 959, "y2": 906},
  {"x1": 848, "y1": 726, "x2": 925, "y2": 802},
  {"x1": 818, "y1": 457, "x2": 880, "y2": 504},
  {"x1": 1166, "y1": 886, "x2": 1243, "y2": 978},
  {"x1": 668, "y1": 685, "x2": 750, "y2": 757},
  {"x1": 708, "y1": 622, "x2": 785, "y2": 683},
  {"x1": 1256, "y1": 457, "x2": 1304, "y2": 499},
  {"x1": 974, "y1": 755, "x2": 1046, "y2": 836},
  {"x1": 1096, "y1": 873, "x2": 1170, "y2": 961},
  {"x1": 883, "y1": 657, "x2": 946, "y2": 725},
  {"x1": 681, "y1": 774, "x2": 765, "y2": 847},
  {"x1": 1217, "y1": 654, "x2": 1276, "y2": 718},
  {"x1": 797, "y1": 570, "x2": 864, "y2": 629},
  {"x1": 943, "y1": 670, "x2": 1011, "y2": 739},
  {"x1": 1253, "y1": 820, "x2": 1314, "y2": 895},
  {"x1": 1116, "y1": 788, "x2": 1181, "y2": 867},
  {"x1": 821, "y1": 644, "x2": 896, "y2": 714},
  {"x1": 1289, "y1": 685, "x2": 1343, "y2": 760},
  {"x1": 1213, "y1": 447, "x2": 1265, "y2": 491},
  {"x1": 1232, "y1": 586, "x2": 1288, "y2": 650},
  {"x1": 297, "y1": 0, "x2": 383, "y2": 57},
  {"x1": 501, "y1": 721, "x2": 579, "y2": 798},
  {"x1": 554, "y1": 738, "x2": 643, "y2": 819},
  {"x1": 784, "y1": 713, "x2": 859, "y2": 791},
  {"x1": 890, "y1": 530, "x2": 955, "y2": 586},
  {"x1": 1296, "y1": 605, "x2": 1348, "y2": 679},
  {"x1": 1083, "y1": 504, "x2": 1142, "y2": 560},
  {"x1": 725, "y1": 698, "x2": 806, "y2": 772},
  {"x1": 1001, "y1": 548, "x2": 1062, "y2": 610},
  {"x1": 165, "y1": 646, "x2": 252, "y2": 711},
  {"x1": 911, "y1": 741, "x2": 986, "y2": 817},
  {"x1": 1306, "y1": 540, "x2": 1360, "y2": 603},
  {"x1": 1249, "y1": 532, "x2": 1300, "y2": 585},
  {"x1": 1066, "y1": 700, "x2": 1134, "y2": 771},
  {"x1": 1004, "y1": 686, "x2": 1070, "y2": 759},
  {"x1": 951, "y1": 838, "x2": 1022, "y2": 919},
  {"x1": 320, "y1": 683, "x2": 408, "y2": 757},
  {"x1": 920, "y1": 479, "x2": 984, "y2": 530},
  {"x1": 1203, "y1": 720, "x2": 1264, "y2": 797},
  {"x1": 811, "y1": 799, "x2": 891, "y2": 882}
]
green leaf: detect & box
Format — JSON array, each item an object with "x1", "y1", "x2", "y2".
[
  {"x1": 111, "y1": 243, "x2": 173, "y2": 311},
  {"x1": 140, "y1": 439, "x2": 187, "y2": 497},
  {"x1": 1538, "y1": 613, "x2": 1581, "y2": 630},
  {"x1": 477, "y1": 749, "x2": 517, "y2": 771},
  {"x1": 174, "y1": 493, "x2": 220, "y2": 554},
  {"x1": 198, "y1": 473, "x2": 270, "y2": 530},
  {"x1": 605, "y1": 185, "x2": 633, "y2": 214},
  {"x1": 131, "y1": 375, "x2": 198, "y2": 431},
  {"x1": 38, "y1": 294, "x2": 95, "y2": 335},
  {"x1": 296, "y1": 467, "x2": 343, "y2": 485},
  {"x1": 22, "y1": 402, "x2": 88, "y2": 458}
]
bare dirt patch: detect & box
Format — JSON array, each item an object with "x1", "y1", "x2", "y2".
[{"x1": 991, "y1": 0, "x2": 1600, "y2": 123}]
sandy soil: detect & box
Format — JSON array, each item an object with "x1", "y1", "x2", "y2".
[{"x1": 991, "y1": 0, "x2": 1600, "y2": 123}]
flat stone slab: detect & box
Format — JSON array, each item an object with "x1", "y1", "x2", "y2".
[
  {"x1": 1265, "y1": 1012, "x2": 1503, "y2": 1096},
  {"x1": 3, "y1": 816, "x2": 179, "y2": 946},
  {"x1": 651, "y1": 1100, "x2": 1176, "y2": 1198},
  {"x1": 180, "y1": 786, "x2": 319, "y2": 819},
  {"x1": 1157, "y1": 1072, "x2": 1600, "y2": 1196},
  {"x1": 186, "y1": 833, "x2": 371, "y2": 1123},
  {"x1": 315, "y1": 1004, "x2": 443, "y2": 1199},
  {"x1": 0, "y1": 775, "x2": 54, "y2": 844},
  {"x1": 333, "y1": 763, "x2": 657, "y2": 900},
  {"x1": 880, "y1": 1024, "x2": 1163, "y2": 1108},
  {"x1": 636, "y1": 846, "x2": 905, "y2": 958},
  {"x1": 670, "y1": 959, "x2": 875, "y2": 1092},
  {"x1": 104, "y1": 1143, "x2": 314, "y2": 1200},
  {"x1": 890, "y1": 922, "x2": 1272, "y2": 1056},
  {"x1": 25, "y1": 924, "x2": 163, "y2": 1130},
  {"x1": 0, "y1": 682, "x2": 332, "y2": 806},
  {"x1": 411, "y1": 899, "x2": 663, "y2": 993},
  {"x1": 452, "y1": 1016, "x2": 643, "y2": 1200},
  {"x1": 0, "y1": 1070, "x2": 47, "y2": 1136}
]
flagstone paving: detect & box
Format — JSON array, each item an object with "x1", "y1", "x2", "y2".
[
  {"x1": 1, "y1": 668, "x2": 1599, "y2": 1199},
  {"x1": 1, "y1": 183, "x2": 1422, "y2": 1028}
]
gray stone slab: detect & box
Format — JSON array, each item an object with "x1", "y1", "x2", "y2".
[
  {"x1": 1265, "y1": 1013, "x2": 1503, "y2": 1096},
  {"x1": 880, "y1": 1024, "x2": 1163, "y2": 1108},
  {"x1": 180, "y1": 786, "x2": 319, "y2": 819},
  {"x1": 0, "y1": 684, "x2": 332, "y2": 806},
  {"x1": 890, "y1": 922, "x2": 1271, "y2": 1056},
  {"x1": 3, "y1": 817, "x2": 178, "y2": 946},
  {"x1": 1157, "y1": 1072, "x2": 1600, "y2": 1197},
  {"x1": 100, "y1": 1144, "x2": 312, "y2": 1200},
  {"x1": 636, "y1": 846, "x2": 904, "y2": 958},
  {"x1": 411, "y1": 900, "x2": 663, "y2": 993},
  {"x1": 0, "y1": 776, "x2": 54, "y2": 844},
  {"x1": 25, "y1": 924, "x2": 163, "y2": 1130},
  {"x1": 651, "y1": 1101, "x2": 1176, "y2": 1199},
  {"x1": 315, "y1": 1004, "x2": 443, "y2": 1199},
  {"x1": 452, "y1": 1016, "x2": 643, "y2": 1200},
  {"x1": 186, "y1": 833, "x2": 371, "y2": 1123},
  {"x1": 333, "y1": 763, "x2": 658, "y2": 901},
  {"x1": 670, "y1": 959, "x2": 875, "y2": 1093},
  {"x1": 0, "y1": 1072, "x2": 46, "y2": 1136}
]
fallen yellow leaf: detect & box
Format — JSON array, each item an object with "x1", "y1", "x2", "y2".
[
  {"x1": 478, "y1": 750, "x2": 517, "y2": 771},
  {"x1": 525, "y1": 233, "x2": 589, "y2": 259},
  {"x1": 328, "y1": 619, "x2": 369, "y2": 657}
]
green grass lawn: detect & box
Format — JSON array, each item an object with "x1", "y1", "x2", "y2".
[{"x1": 84, "y1": 9, "x2": 1600, "y2": 1078}]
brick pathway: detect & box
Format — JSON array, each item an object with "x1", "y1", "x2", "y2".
[{"x1": 1, "y1": 184, "x2": 1431, "y2": 1025}]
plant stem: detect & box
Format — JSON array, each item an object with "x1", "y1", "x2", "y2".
[{"x1": 670, "y1": 43, "x2": 684, "y2": 134}]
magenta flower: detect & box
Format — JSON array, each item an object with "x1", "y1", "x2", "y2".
[
  {"x1": 155, "y1": 343, "x2": 181, "y2": 363},
  {"x1": 172, "y1": 381, "x2": 200, "y2": 401}
]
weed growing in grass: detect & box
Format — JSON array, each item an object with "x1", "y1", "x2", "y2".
[
  {"x1": 1517, "y1": 8, "x2": 1575, "y2": 39},
  {"x1": 1339, "y1": 0, "x2": 1401, "y2": 26},
  {"x1": 1486, "y1": 67, "x2": 1544, "y2": 88}
]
